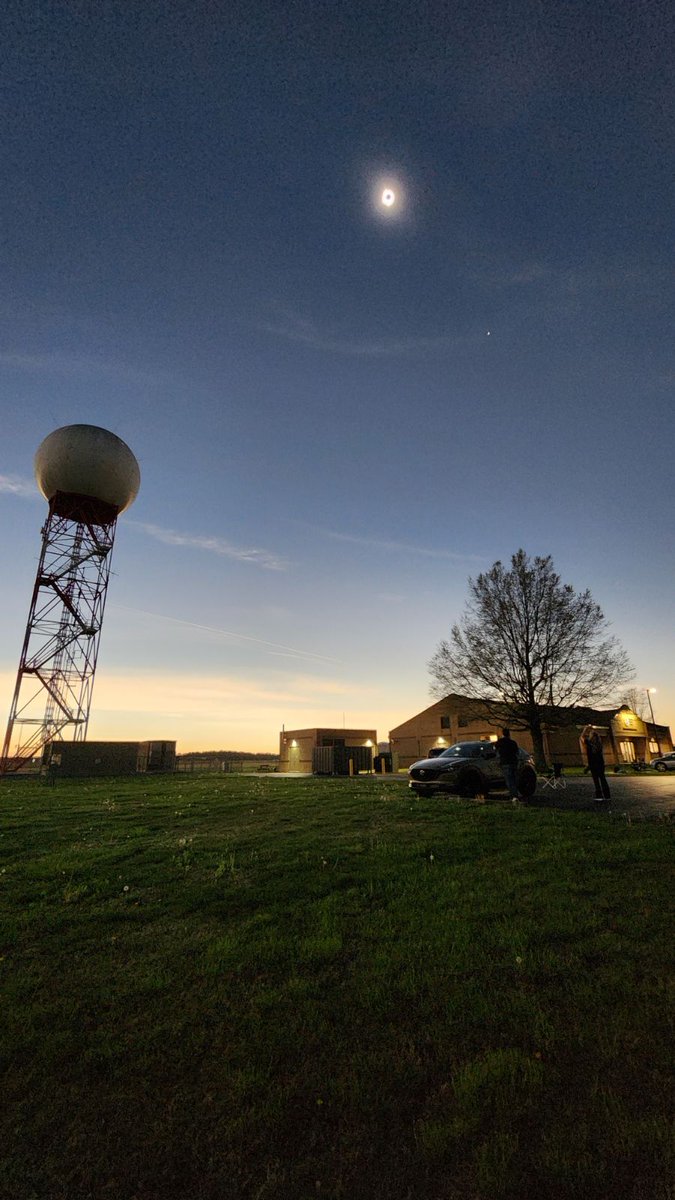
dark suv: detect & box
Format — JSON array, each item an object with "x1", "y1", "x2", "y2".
[{"x1": 409, "y1": 740, "x2": 537, "y2": 799}]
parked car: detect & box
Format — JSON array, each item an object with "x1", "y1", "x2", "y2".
[
  {"x1": 649, "y1": 751, "x2": 675, "y2": 772},
  {"x1": 409, "y1": 740, "x2": 537, "y2": 799}
]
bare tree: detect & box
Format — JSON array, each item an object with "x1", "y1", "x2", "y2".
[
  {"x1": 428, "y1": 550, "x2": 634, "y2": 769},
  {"x1": 619, "y1": 688, "x2": 646, "y2": 719}
]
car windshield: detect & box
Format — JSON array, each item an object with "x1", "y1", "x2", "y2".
[{"x1": 439, "y1": 742, "x2": 484, "y2": 758}]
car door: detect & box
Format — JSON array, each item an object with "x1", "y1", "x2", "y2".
[{"x1": 480, "y1": 744, "x2": 499, "y2": 782}]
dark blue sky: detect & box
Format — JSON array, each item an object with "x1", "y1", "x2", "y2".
[{"x1": 1, "y1": 0, "x2": 673, "y2": 748}]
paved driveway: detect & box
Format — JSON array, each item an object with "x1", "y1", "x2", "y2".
[
  {"x1": 274, "y1": 770, "x2": 675, "y2": 818},
  {"x1": 373, "y1": 771, "x2": 675, "y2": 818},
  {"x1": 528, "y1": 772, "x2": 675, "y2": 818}
]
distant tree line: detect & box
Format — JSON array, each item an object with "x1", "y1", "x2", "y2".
[{"x1": 176, "y1": 750, "x2": 279, "y2": 762}]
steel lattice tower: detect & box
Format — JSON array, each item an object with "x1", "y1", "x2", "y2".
[
  {"x1": 1, "y1": 495, "x2": 118, "y2": 771},
  {"x1": 1, "y1": 425, "x2": 140, "y2": 775}
]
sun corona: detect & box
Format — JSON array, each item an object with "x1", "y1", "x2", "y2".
[{"x1": 368, "y1": 172, "x2": 406, "y2": 221}]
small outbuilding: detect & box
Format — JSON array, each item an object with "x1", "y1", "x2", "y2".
[
  {"x1": 278, "y1": 727, "x2": 377, "y2": 775},
  {"x1": 42, "y1": 740, "x2": 176, "y2": 777}
]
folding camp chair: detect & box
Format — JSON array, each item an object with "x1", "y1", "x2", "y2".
[{"x1": 541, "y1": 762, "x2": 566, "y2": 790}]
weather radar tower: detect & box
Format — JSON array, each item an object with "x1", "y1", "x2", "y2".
[{"x1": 1, "y1": 425, "x2": 140, "y2": 774}]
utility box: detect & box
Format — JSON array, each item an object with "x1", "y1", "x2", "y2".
[
  {"x1": 312, "y1": 745, "x2": 373, "y2": 776},
  {"x1": 138, "y1": 741, "x2": 176, "y2": 773},
  {"x1": 41, "y1": 739, "x2": 177, "y2": 777},
  {"x1": 42, "y1": 741, "x2": 140, "y2": 777},
  {"x1": 374, "y1": 753, "x2": 393, "y2": 773}
]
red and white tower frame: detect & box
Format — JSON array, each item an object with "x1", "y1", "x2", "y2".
[
  {"x1": 1, "y1": 494, "x2": 120, "y2": 771},
  {"x1": 1, "y1": 425, "x2": 140, "y2": 774}
]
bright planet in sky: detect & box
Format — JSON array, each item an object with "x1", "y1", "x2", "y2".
[{"x1": 381, "y1": 188, "x2": 395, "y2": 207}]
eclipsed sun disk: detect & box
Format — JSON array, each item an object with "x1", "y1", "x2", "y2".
[{"x1": 381, "y1": 188, "x2": 395, "y2": 207}]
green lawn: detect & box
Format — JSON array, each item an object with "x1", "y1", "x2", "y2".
[{"x1": 1, "y1": 774, "x2": 672, "y2": 1200}]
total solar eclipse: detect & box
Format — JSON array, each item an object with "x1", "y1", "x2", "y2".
[{"x1": 368, "y1": 171, "x2": 407, "y2": 221}]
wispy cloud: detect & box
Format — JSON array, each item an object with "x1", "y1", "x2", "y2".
[
  {"x1": 297, "y1": 522, "x2": 484, "y2": 562},
  {"x1": 0, "y1": 473, "x2": 37, "y2": 498},
  {"x1": 472, "y1": 256, "x2": 666, "y2": 297},
  {"x1": 110, "y1": 604, "x2": 340, "y2": 664},
  {"x1": 0, "y1": 350, "x2": 166, "y2": 387},
  {"x1": 82, "y1": 669, "x2": 363, "y2": 721},
  {"x1": 258, "y1": 305, "x2": 474, "y2": 358},
  {"x1": 130, "y1": 520, "x2": 288, "y2": 572},
  {"x1": 490, "y1": 261, "x2": 551, "y2": 287}
]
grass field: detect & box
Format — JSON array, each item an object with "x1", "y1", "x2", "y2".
[{"x1": 1, "y1": 773, "x2": 673, "y2": 1200}]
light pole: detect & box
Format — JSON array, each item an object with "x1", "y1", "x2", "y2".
[{"x1": 646, "y1": 688, "x2": 660, "y2": 756}]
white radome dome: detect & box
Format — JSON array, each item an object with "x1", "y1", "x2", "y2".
[{"x1": 34, "y1": 424, "x2": 141, "y2": 514}]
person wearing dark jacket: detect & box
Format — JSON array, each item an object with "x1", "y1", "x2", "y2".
[
  {"x1": 582, "y1": 725, "x2": 611, "y2": 801},
  {"x1": 495, "y1": 728, "x2": 523, "y2": 803}
]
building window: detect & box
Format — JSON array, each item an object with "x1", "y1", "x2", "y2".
[
  {"x1": 619, "y1": 740, "x2": 636, "y2": 763},
  {"x1": 458, "y1": 714, "x2": 469, "y2": 728},
  {"x1": 649, "y1": 740, "x2": 659, "y2": 754},
  {"x1": 440, "y1": 716, "x2": 450, "y2": 730}
]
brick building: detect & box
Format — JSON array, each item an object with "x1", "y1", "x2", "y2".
[
  {"x1": 389, "y1": 695, "x2": 672, "y2": 769},
  {"x1": 278, "y1": 727, "x2": 377, "y2": 774}
]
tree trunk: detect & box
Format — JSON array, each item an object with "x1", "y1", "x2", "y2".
[{"x1": 529, "y1": 721, "x2": 547, "y2": 772}]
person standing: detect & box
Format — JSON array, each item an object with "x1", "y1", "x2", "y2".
[
  {"x1": 495, "y1": 727, "x2": 523, "y2": 803},
  {"x1": 582, "y1": 726, "x2": 611, "y2": 801}
]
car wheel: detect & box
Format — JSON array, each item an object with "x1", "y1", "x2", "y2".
[
  {"x1": 518, "y1": 765, "x2": 537, "y2": 798},
  {"x1": 655, "y1": 762, "x2": 667, "y2": 772},
  {"x1": 457, "y1": 768, "x2": 484, "y2": 798}
]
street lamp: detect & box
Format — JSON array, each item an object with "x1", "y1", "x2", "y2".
[{"x1": 646, "y1": 688, "x2": 660, "y2": 755}]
